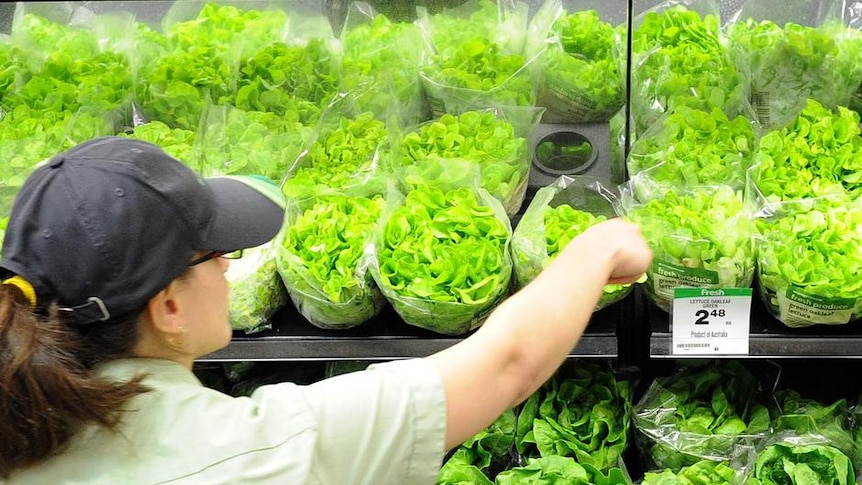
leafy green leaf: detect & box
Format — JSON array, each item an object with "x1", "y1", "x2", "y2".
[{"x1": 373, "y1": 185, "x2": 512, "y2": 335}]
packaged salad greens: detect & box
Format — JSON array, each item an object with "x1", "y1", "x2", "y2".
[
  {"x1": 392, "y1": 107, "x2": 540, "y2": 216},
  {"x1": 276, "y1": 192, "x2": 387, "y2": 330},
  {"x1": 747, "y1": 435, "x2": 856, "y2": 485},
  {"x1": 227, "y1": 239, "x2": 288, "y2": 334},
  {"x1": 527, "y1": 1, "x2": 624, "y2": 123},
  {"x1": 282, "y1": 101, "x2": 390, "y2": 199},
  {"x1": 627, "y1": 0, "x2": 748, "y2": 137},
  {"x1": 514, "y1": 362, "x2": 633, "y2": 472},
  {"x1": 511, "y1": 175, "x2": 634, "y2": 310},
  {"x1": 416, "y1": 0, "x2": 537, "y2": 116},
  {"x1": 619, "y1": 180, "x2": 755, "y2": 312},
  {"x1": 753, "y1": 197, "x2": 862, "y2": 328},
  {"x1": 627, "y1": 105, "x2": 757, "y2": 189},
  {"x1": 340, "y1": 4, "x2": 427, "y2": 126},
  {"x1": 727, "y1": 0, "x2": 862, "y2": 131},
  {"x1": 633, "y1": 361, "x2": 770, "y2": 471},
  {"x1": 747, "y1": 99, "x2": 862, "y2": 204},
  {"x1": 369, "y1": 185, "x2": 512, "y2": 335},
  {"x1": 224, "y1": 175, "x2": 289, "y2": 334},
  {"x1": 140, "y1": 2, "x2": 290, "y2": 130}
]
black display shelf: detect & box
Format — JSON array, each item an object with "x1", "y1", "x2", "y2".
[
  {"x1": 649, "y1": 294, "x2": 862, "y2": 358},
  {"x1": 200, "y1": 295, "x2": 624, "y2": 362}
]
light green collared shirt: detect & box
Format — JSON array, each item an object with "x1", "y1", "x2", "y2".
[{"x1": 8, "y1": 358, "x2": 447, "y2": 484}]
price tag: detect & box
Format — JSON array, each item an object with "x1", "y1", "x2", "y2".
[{"x1": 671, "y1": 288, "x2": 752, "y2": 355}]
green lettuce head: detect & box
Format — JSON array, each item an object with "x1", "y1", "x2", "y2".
[
  {"x1": 371, "y1": 185, "x2": 512, "y2": 335},
  {"x1": 277, "y1": 194, "x2": 387, "y2": 330}
]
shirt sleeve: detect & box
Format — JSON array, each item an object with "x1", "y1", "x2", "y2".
[{"x1": 299, "y1": 358, "x2": 448, "y2": 485}]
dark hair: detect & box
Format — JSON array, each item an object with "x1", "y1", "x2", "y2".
[{"x1": 0, "y1": 283, "x2": 150, "y2": 478}]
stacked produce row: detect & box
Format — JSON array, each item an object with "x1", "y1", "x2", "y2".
[
  {"x1": 431, "y1": 358, "x2": 862, "y2": 484},
  {"x1": 620, "y1": 0, "x2": 862, "y2": 328},
  {"x1": 0, "y1": 0, "x2": 628, "y2": 335},
  {"x1": 4, "y1": 0, "x2": 862, "y2": 333}
]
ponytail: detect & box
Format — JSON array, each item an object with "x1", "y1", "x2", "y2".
[{"x1": 0, "y1": 284, "x2": 149, "y2": 478}]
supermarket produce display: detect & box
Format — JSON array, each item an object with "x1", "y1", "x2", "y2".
[
  {"x1": 1, "y1": 0, "x2": 861, "y2": 359},
  {"x1": 4, "y1": 0, "x2": 862, "y2": 482}
]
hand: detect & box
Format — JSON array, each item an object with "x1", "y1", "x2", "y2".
[{"x1": 566, "y1": 218, "x2": 653, "y2": 285}]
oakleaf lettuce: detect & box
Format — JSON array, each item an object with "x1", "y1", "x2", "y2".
[
  {"x1": 277, "y1": 193, "x2": 387, "y2": 329},
  {"x1": 370, "y1": 185, "x2": 512, "y2": 335},
  {"x1": 627, "y1": 106, "x2": 756, "y2": 189},
  {"x1": 341, "y1": 10, "x2": 426, "y2": 126},
  {"x1": 620, "y1": 182, "x2": 755, "y2": 312},
  {"x1": 227, "y1": 240, "x2": 289, "y2": 334},
  {"x1": 512, "y1": 177, "x2": 632, "y2": 310},
  {"x1": 282, "y1": 111, "x2": 389, "y2": 198},
  {"x1": 394, "y1": 110, "x2": 533, "y2": 215},
  {"x1": 417, "y1": 0, "x2": 536, "y2": 115},
  {"x1": 628, "y1": 4, "x2": 747, "y2": 135},
  {"x1": 529, "y1": 6, "x2": 624, "y2": 123},
  {"x1": 753, "y1": 198, "x2": 862, "y2": 328},
  {"x1": 120, "y1": 121, "x2": 198, "y2": 165},
  {"x1": 748, "y1": 99, "x2": 862, "y2": 203},
  {"x1": 728, "y1": 19, "x2": 862, "y2": 130}
]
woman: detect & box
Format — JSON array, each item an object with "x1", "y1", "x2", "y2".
[{"x1": 0, "y1": 137, "x2": 651, "y2": 483}]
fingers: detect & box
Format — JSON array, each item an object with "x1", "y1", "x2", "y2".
[{"x1": 578, "y1": 219, "x2": 653, "y2": 283}]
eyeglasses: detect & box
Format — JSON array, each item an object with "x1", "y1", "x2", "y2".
[{"x1": 188, "y1": 250, "x2": 244, "y2": 267}]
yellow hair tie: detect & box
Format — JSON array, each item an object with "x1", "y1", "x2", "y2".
[{"x1": 3, "y1": 275, "x2": 37, "y2": 309}]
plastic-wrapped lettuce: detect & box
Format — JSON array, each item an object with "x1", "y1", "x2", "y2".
[
  {"x1": 770, "y1": 389, "x2": 859, "y2": 469},
  {"x1": 512, "y1": 176, "x2": 633, "y2": 310},
  {"x1": 628, "y1": 3, "x2": 747, "y2": 136},
  {"x1": 227, "y1": 240, "x2": 288, "y2": 334},
  {"x1": 416, "y1": 0, "x2": 536, "y2": 116},
  {"x1": 340, "y1": 7, "x2": 426, "y2": 126},
  {"x1": 728, "y1": 18, "x2": 862, "y2": 131},
  {"x1": 748, "y1": 99, "x2": 862, "y2": 204},
  {"x1": 282, "y1": 110, "x2": 389, "y2": 199},
  {"x1": 527, "y1": 3, "x2": 624, "y2": 123},
  {"x1": 369, "y1": 185, "x2": 512, "y2": 335},
  {"x1": 627, "y1": 106, "x2": 756, "y2": 189},
  {"x1": 224, "y1": 175, "x2": 289, "y2": 333},
  {"x1": 277, "y1": 193, "x2": 387, "y2": 330},
  {"x1": 753, "y1": 197, "x2": 862, "y2": 328},
  {"x1": 633, "y1": 361, "x2": 770, "y2": 471},
  {"x1": 619, "y1": 181, "x2": 755, "y2": 312},
  {"x1": 393, "y1": 109, "x2": 538, "y2": 216}
]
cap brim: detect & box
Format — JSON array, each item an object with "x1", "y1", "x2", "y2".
[{"x1": 203, "y1": 176, "x2": 286, "y2": 251}]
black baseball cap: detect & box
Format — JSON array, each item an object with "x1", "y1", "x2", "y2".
[{"x1": 0, "y1": 136, "x2": 285, "y2": 324}]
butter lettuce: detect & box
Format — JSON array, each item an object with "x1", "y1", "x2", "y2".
[
  {"x1": 278, "y1": 194, "x2": 387, "y2": 329},
  {"x1": 371, "y1": 185, "x2": 512, "y2": 335}
]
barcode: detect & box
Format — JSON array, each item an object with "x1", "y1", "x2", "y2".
[
  {"x1": 751, "y1": 91, "x2": 771, "y2": 126},
  {"x1": 675, "y1": 343, "x2": 711, "y2": 348}
]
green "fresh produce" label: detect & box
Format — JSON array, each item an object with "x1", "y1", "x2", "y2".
[
  {"x1": 778, "y1": 286, "x2": 858, "y2": 327},
  {"x1": 651, "y1": 261, "x2": 720, "y2": 300}
]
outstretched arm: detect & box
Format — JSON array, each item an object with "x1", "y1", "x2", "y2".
[{"x1": 427, "y1": 218, "x2": 652, "y2": 449}]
